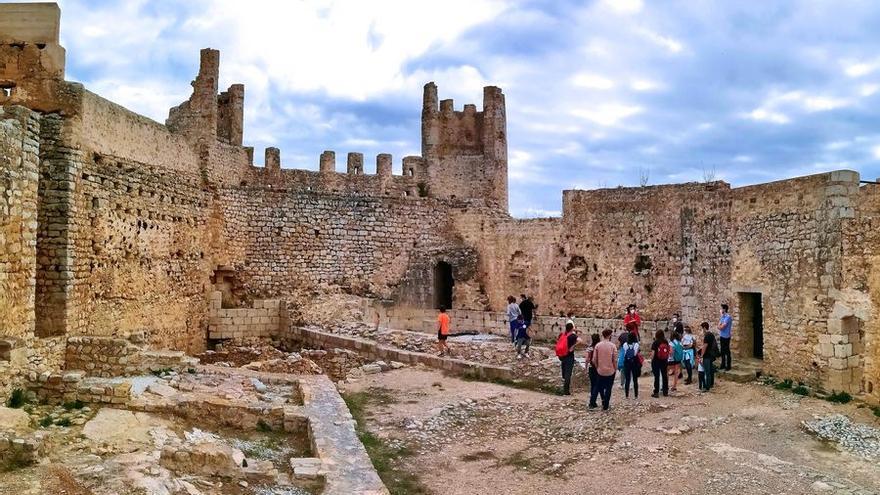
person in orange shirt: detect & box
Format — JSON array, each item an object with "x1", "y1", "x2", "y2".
[{"x1": 437, "y1": 306, "x2": 451, "y2": 356}]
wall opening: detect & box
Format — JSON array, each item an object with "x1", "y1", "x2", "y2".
[
  {"x1": 737, "y1": 292, "x2": 763, "y2": 359},
  {"x1": 433, "y1": 261, "x2": 454, "y2": 309}
]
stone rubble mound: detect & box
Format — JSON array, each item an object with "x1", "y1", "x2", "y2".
[{"x1": 802, "y1": 414, "x2": 880, "y2": 461}]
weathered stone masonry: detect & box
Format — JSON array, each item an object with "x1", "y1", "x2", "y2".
[{"x1": 0, "y1": 2, "x2": 879, "y2": 407}]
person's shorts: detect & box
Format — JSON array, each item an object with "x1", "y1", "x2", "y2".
[{"x1": 438, "y1": 331, "x2": 448, "y2": 341}]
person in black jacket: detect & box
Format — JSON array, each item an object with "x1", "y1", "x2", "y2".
[{"x1": 519, "y1": 295, "x2": 537, "y2": 331}]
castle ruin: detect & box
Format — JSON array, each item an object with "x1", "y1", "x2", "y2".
[{"x1": 1, "y1": 3, "x2": 880, "y2": 492}]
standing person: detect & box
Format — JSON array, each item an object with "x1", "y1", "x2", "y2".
[
  {"x1": 624, "y1": 304, "x2": 642, "y2": 341},
  {"x1": 555, "y1": 322, "x2": 579, "y2": 395},
  {"x1": 650, "y1": 330, "x2": 671, "y2": 398},
  {"x1": 514, "y1": 315, "x2": 531, "y2": 358},
  {"x1": 718, "y1": 304, "x2": 733, "y2": 371},
  {"x1": 671, "y1": 313, "x2": 684, "y2": 335},
  {"x1": 681, "y1": 326, "x2": 696, "y2": 384},
  {"x1": 436, "y1": 306, "x2": 451, "y2": 356},
  {"x1": 585, "y1": 333, "x2": 601, "y2": 408},
  {"x1": 669, "y1": 331, "x2": 683, "y2": 392},
  {"x1": 590, "y1": 329, "x2": 617, "y2": 410},
  {"x1": 506, "y1": 296, "x2": 522, "y2": 343},
  {"x1": 700, "y1": 325, "x2": 719, "y2": 392},
  {"x1": 519, "y1": 295, "x2": 536, "y2": 332},
  {"x1": 621, "y1": 332, "x2": 641, "y2": 399},
  {"x1": 617, "y1": 328, "x2": 628, "y2": 388}
]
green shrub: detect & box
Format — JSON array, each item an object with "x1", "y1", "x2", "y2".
[
  {"x1": 55, "y1": 417, "x2": 71, "y2": 427},
  {"x1": 792, "y1": 385, "x2": 809, "y2": 396},
  {"x1": 825, "y1": 391, "x2": 852, "y2": 404},
  {"x1": 872, "y1": 406, "x2": 880, "y2": 418},
  {"x1": 62, "y1": 400, "x2": 85, "y2": 411},
  {"x1": 774, "y1": 379, "x2": 793, "y2": 390},
  {"x1": 38, "y1": 416, "x2": 52, "y2": 428},
  {"x1": 256, "y1": 419, "x2": 272, "y2": 433},
  {"x1": 5, "y1": 388, "x2": 26, "y2": 408}
]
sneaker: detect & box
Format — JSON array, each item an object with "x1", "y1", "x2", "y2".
[{"x1": 651, "y1": 393, "x2": 659, "y2": 398}]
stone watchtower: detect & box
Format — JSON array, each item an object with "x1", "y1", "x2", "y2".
[{"x1": 421, "y1": 82, "x2": 508, "y2": 209}]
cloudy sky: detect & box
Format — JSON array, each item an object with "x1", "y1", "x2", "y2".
[{"x1": 48, "y1": 0, "x2": 880, "y2": 217}]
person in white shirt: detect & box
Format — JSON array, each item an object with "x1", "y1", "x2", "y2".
[{"x1": 681, "y1": 326, "x2": 696, "y2": 385}]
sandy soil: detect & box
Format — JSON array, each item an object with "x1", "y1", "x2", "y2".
[{"x1": 345, "y1": 367, "x2": 880, "y2": 495}]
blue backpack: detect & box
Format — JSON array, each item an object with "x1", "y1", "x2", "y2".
[
  {"x1": 624, "y1": 344, "x2": 638, "y2": 364},
  {"x1": 672, "y1": 340, "x2": 684, "y2": 362}
]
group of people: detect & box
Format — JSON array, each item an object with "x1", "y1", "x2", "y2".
[
  {"x1": 564, "y1": 303, "x2": 734, "y2": 410},
  {"x1": 439, "y1": 296, "x2": 735, "y2": 412}
]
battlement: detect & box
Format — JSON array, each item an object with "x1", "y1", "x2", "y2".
[{"x1": 244, "y1": 148, "x2": 427, "y2": 198}]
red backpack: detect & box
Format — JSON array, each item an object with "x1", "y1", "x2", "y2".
[
  {"x1": 656, "y1": 341, "x2": 671, "y2": 361},
  {"x1": 555, "y1": 331, "x2": 571, "y2": 357}
]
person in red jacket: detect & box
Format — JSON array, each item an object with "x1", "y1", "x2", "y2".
[{"x1": 623, "y1": 304, "x2": 642, "y2": 341}]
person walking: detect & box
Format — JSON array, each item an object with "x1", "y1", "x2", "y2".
[
  {"x1": 669, "y1": 331, "x2": 683, "y2": 392},
  {"x1": 506, "y1": 296, "x2": 522, "y2": 343},
  {"x1": 519, "y1": 295, "x2": 536, "y2": 332},
  {"x1": 436, "y1": 306, "x2": 451, "y2": 356},
  {"x1": 617, "y1": 328, "x2": 628, "y2": 389},
  {"x1": 718, "y1": 304, "x2": 733, "y2": 370},
  {"x1": 681, "y1": 326, "x2": 696, "y2": 384},
  {"x1": 585, "y1": 333, "x2": 601, "y2": 408},
  {"x1": 621, "y1": 332, "x2": 641, "y2": 399},
  {"x1": 590, "y1": 329, "x2": 617, "y2": 410},
  {"x1": 513, "y1": 315, "x2": 531, "y2": 358},
  {"x1": 624, "y1": 304, "x2": 642, "y2": 341},
  {"x1": 555, "y1": 322, "x2": 578, "y2": 395},
  {"x1": 650, "y1": 329, "x2": 671, "y2": 398},
  {"x1": 700, "y1": 325, "x2": 719, "y2": 392}
]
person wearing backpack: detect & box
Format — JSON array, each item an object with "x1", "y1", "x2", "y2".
[
  {"x1": 650, "y1": 330, "x2": 670, "y2": 398},
  {"x1": 556, "y1": 322, "x2": 579, "y2": 395},
  {"x1": 621, "y1": 331, "x2": 641, "y2": 399},
  {"x1": 590, "y1": 329, "x2": 617, "y2": 410},
  {"x1": 584, "y1": 333, "x2": 601, "y2": 408},
  {"x1": 669, "y1": 331, "x2": 684, "y2": 392},
  {"x1": 506, "y1": 296, "x2": 522, "y2": 343}
]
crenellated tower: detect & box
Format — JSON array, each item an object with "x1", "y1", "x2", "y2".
[{"x1": 421, "y1": 82, "x2": 508, "y2": 208}]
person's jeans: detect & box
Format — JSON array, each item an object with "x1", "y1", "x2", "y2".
[
  {"x1": 623, "y1": 362, "x2": 640, "y2": 398},
  {"x1": 652, "y1": 359, "x2": 669, "y2": 395},
  {"x1": 704, "y1": 358, "x2": 715, "y2": 389},
  {"x1": 509, "y1": 322, "x2": 517, "y2": 343},
  {"x1": 597, "y1": 373, "x2": 614, "y2": 410},
  {"x1": 515, "y1": 337, "x2": 531, "y2": 355},
  {"x1": 560, "y1": 355, "x2": 575, "y2": 395},
  {"x1": 588, "y1": 366, "x2": 599, "y2": 406},
  {"x1": 720, "y1": 337, "x2": 732, "y2": 370},
  {"x1": 684, "y1": 356, "x2": 694, "y2": 383}
]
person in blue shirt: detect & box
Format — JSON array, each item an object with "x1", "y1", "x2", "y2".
[{"x1": 717, "y1": 304, "x2": 733, "y2": 371}]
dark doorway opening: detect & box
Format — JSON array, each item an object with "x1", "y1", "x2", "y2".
[
  {"x1": 433, "y1": 261, "x2": 454, "y2": 309},
  {"x1": 738, "y1": 292, "x2": 763, "y2": 359}
]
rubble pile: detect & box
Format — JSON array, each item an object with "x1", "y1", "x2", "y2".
[{"x1": 803, "y1": 414, "x2": 880, "y2": 460}]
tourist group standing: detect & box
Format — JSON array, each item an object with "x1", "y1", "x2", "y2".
[{"x1": 562, "y1": 303, "x2": 728, "y2": 411}]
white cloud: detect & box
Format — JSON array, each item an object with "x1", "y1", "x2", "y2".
[
  {"x1": 571, "y1": 103, "x2": 643, "y2": 126},
  {"x1": 630, "y1": 79, "x2": 659, "y2": 91},
  {"x1": 844, "y1": 61, "x2": 878, "y2": 78},
  {"x1": 872, "y1": 145, "x2": 880, "y2": 159},
  {"x1": 600, "y1": 0, "x2": 644, "y2": 15},
  {"x1": 638, "y1": 29, "x2": 684, "y2": 53},
  {"x1": 803, "y1": 96, "x2": 849, "y2": 112},
  {"x1": 859, "y1": 84, "x2": 880, "y2": 97},
  {"x1": 571, "y1": 72, "x2": 615, "y2": 90},
  {"x1": 746, "y1": 108, "x2": 790, "y2": 124}
]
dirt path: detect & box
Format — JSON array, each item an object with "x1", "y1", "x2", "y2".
[{"x1": 344, "y1": 367, "x2": 880, "y2": 495}]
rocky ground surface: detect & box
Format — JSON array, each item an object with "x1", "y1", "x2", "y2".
[
  {"x1": 0, "y1": 371, "x2": 318, "y2": 495},
  {"x1": 344, "y1": 367, "x2": 880, "y2": 495}
]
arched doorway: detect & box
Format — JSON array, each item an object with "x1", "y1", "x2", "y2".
[{"x1": 433, "y1": 261, "x2": 454, "y2": 309}]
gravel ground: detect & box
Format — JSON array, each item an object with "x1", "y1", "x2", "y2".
[{"x1": 345, "y1": 367, "x2": 880, "y2": 495}]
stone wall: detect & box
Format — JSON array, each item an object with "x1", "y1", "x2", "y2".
[{"x1": 207, "y1": 291, "x2": 284, "y2": 342}]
